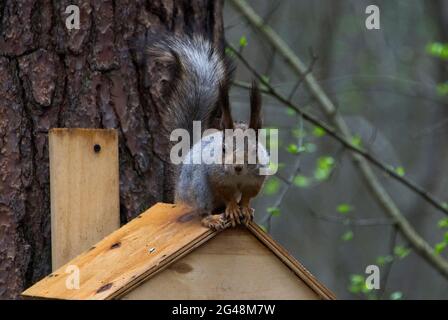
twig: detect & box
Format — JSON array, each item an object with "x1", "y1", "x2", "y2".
[
  {"x1": 379, "y1": 226, "x2": 398, "y2": 299},
  {"x1": 287, "y1": 47, "x2": 318, "y2": 101},
  {"x1": 261, "y1": 115, "x2": 305, "y2": 229}
]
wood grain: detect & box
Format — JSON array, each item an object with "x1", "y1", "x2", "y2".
[
  {"x1": 49, "y1": 128, "x2": 120, "y2": 270},
  {"x1": 22, "y1": 203, "x2": 212, "y2": 299},
  {"x1": 123, "y1": 227, "x2": 320, "y2": 299},
  {"x1": 22, "y1": 202, "x2": 335, "y2": 300}
]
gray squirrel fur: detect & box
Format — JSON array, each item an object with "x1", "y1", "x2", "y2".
[{"x1": 145, "y1": 33, "x2": 268, "y2": 230}]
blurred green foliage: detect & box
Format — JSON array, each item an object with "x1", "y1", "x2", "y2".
[
  {"x1": 267, "y1": 207, "x2": 281, "y2": 217},
  {"x1": 263, "y1": 177, "x2": 281, "y2": 195},
  {"x1": 390, "y1": 291, "x2": 403, "y2": 300},
  {"x1": 394, "y1": 245, "x2": 411, "y2": 259},
  {"x1": 427, "y1": 42, "x2": 448, "y2": 96},
  {"x1": 376, "y1": 255, "x2": 394, "y2": 267},
  {"x1": 314, "y1": 156, "x2": 335, "y2": 181},
  {"x1": 395, "y1": 166, "x2": 405, "y2": 177},
  {"x1": 293, "y1": 175, "x2": 310, "y2": 188},
  {"x1": 341, "y1": 230, "x2": 354, "y2": 241},
  {"x1": 312, "y1": 126, "x2": 326, "y2": 137},
  {"x1": 426, "y1": 42, "x2": 448, "y2": 60},
  {"x1": 239, "y1": 35, "x2": 248, "y2": 48},
  {"x1": 337, "y1": 203, "x2": 353, "y2": 214}
]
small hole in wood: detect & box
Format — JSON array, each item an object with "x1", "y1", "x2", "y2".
[
  {"x1": 96, "y1": 283, "x2": 113, "y2": 294},
  {"x1": 93, "y1": 144, "x2": 101, "y2": 153},
  {"x1": 110, "y1": 242, "x2": 121, "y2": 249}
]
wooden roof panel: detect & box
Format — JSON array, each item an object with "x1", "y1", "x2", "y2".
[{"x1": 22, "y1": 203, "x2": 213, "y2": 300}]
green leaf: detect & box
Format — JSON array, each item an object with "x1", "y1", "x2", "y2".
[
  {"x1": 239, "y1": 35, "x2": 248, "y2": 48},
  {"x1": 286, "y1": 144, "x2": 300, "y2": 154},
  {"x1": 351, "y1": 134, "x2": 362, "y2": 148},
  {"x1": 224, "y1": 47, "x2": 235, "y2": 58},
  {"x1": 318, "y1": 156, "x2": 335, "y2": 168},
  {"x1": 350, "y1": 274, "x2": 364, "y2": 285},
  {"x1": 437, "y1": 82, "x2": 448, "y2": 96},
  {"x1": 337, "y1": 203, "x2": 353, "y2": 214},
  {"x1": 438, "y1": 218, "x2": 448, "y2": 228},
  {"x1": 263, "y1": 177, "x2": 280, "y2": 195},
  {"x1": 267, "y1": 207, "x2": 281, "y2": 217},
  {"x1": 376, "y1": 255, "x2": 394, "y2": 266},
  {"x1": 444, "y1": 231, "x2": 448, "y2": 242},
  {"x1": 395, "y1": 166, "x2": 405, "y2": 177},
  {"x1": 286, "y1": 108, "x2": 296, "y2": 116},
  {"x1": 348, "y1": 274, "x2": 372, "y2": 295},
  {"x1": 312, "y1": 126, "x2": 326, "y2": 137},
  {"x1": 348, "y1": 284, "x2": 360, "y2": 294},
  {"x1": 341, "y1": 230, "x2": 354, "y2": 241},
  {"x1": 390, "y1": 291, "x2": 403, "y2": 300},
  {"x1": 394, "y1": 245, "x2": 411, "y2": 259},
  {"x1": 261, "y1": 75, "x2": 270, "y2": 84},
  {"x1": 426, "y1": 42, "x2": 448, "y2": 59},
  {"x1": 293, "y1": 175, "x2": 310, "y2": 188},
  {"x1": 314, "y1": 156, "x2": 335, "y2": 181},
  {"x1": 434, "y1": 242, "x2": 447, "y2": 255}
]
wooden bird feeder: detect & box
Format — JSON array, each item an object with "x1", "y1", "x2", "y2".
[{"x1": 21, "y1": 128, "x2": 335, "y2": 300}]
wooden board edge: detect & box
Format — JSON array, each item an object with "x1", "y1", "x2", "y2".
[
  {"x1": 247, "y1": 222, "x2": 336, "y2": 300},
  {"x1": 109, "y1": 228, "x2": 221, "y2": 299},
  {"x1": 49, "y1": 128, "x2": 118, "y2": 135},
  {"x1": 21, "y1": 203, "x2": 166, "y2": 300}
]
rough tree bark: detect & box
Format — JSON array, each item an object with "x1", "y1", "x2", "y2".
[{"x1": 0, "y1": 0, "x2": 225, "y2": 299}]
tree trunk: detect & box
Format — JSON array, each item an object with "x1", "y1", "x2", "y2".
[{"x1": 0, "y1": 0, "x2": 224, "y2": 299}]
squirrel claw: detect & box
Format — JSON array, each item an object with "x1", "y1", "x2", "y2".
[
  {"x1": 201, "y1": 215, "x2": 227, "y2": 231},
  {"x1": 225, "y1": 204, "x2": 241, "y2": 227},
  {"x1": 240, "y1": 207, "x2": 254, "y2": 225}
]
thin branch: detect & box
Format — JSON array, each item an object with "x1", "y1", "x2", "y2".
[
  {"x1": 287, "y1": 47, "x2": 318, "y2": 101},
  {"x1": 261, "y1": 115, "x2": 305, "y2": 230},
  {"x1": 228, "y1": 0, "x2": 448, "y2": 279},
  {"x1": 379, "y1": 226, "x2": 398, "y2": 299}
]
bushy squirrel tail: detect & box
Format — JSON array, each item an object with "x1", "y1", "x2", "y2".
[{"x1": 144, "y1": 32, "x2": 234, "y2": 139}]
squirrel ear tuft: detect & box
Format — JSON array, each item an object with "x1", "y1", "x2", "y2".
[
  {"x1": 219, "y1": 83, "x2": 234, "y2": 130},
  {"x1": 249, "y1": 80, "x2": 262, "y2": 130}
]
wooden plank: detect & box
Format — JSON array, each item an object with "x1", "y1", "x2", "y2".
[
  {"x1": 247, "y1": 222, "x2": 336, "y2": 300},
  {"x1": 49, "y1": 128, "x2": 120, "y2": 270},
  {"x1": 122, "y1": 226, "x2": 320, "y2": 300},
  {"x1": 22, "y1": 203, "x2": 213, "y2": 300}
]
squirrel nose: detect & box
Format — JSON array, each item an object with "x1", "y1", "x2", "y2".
[{"x1": 235, "y1": 165, "x2": 243, "y2": 173}]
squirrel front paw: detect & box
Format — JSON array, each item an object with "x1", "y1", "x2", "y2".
[
  {"x1": 240, "y1": 206, "x2": 254, "y2": 225},
  {"x1": 201, "y1": 215, "x2": 227, "y2": 231},
  {"x1": 225, "y1": 203, "x2": 241, "y2": 227}
]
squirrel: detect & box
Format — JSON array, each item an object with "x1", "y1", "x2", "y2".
[{"x1": 144, "y1": 33, "x2": 269, "y2": 230}]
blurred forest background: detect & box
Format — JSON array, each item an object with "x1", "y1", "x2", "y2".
[{"x1": 225, "y1": 0, "x2": 448, "y2": 299}]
